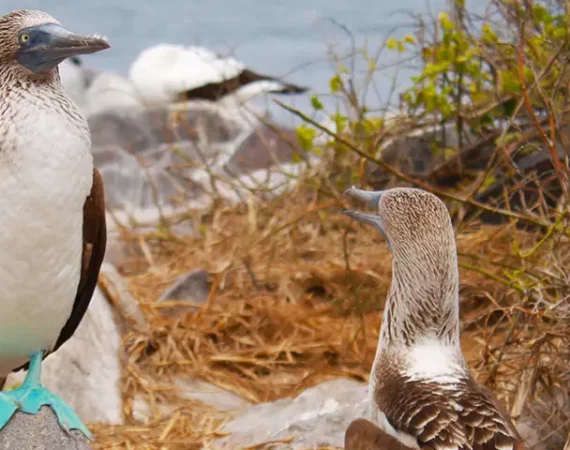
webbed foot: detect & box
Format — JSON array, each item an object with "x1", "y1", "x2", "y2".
[{"x1": 1, "y1": 351, "x2": 92, "y2": 440}]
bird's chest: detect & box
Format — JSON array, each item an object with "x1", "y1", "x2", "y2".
[{"x1": 0, "y1": 106, "x2": 93, "y2": 360}]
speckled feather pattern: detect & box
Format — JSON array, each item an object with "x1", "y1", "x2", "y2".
[
  {"x1": 0, "y1": 10, "x2": 94, "y2": 376},
  {"x1": 361, "y1": 188, "x2": 524, "y2": 450}
]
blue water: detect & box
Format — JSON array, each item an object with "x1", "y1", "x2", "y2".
[{"x1": 1, "y1": 0, "x2": 458, "y2": 123}]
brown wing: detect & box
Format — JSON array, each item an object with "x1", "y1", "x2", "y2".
[
  {"x1": 375, "y1": 369, "x2": 525, "y2": 450},
  {"x1": 345, "y1": 418, "x2": 418, "y2": 450},
  {"x1": 53, "y1": 167, "x2": 106, "y2": 351},
  {"x1": 182, "y1": 69, "x2": 308, "y2": 102},
  {"x1": 13, "y1": 168, "x2": 106, "y2": 373}
]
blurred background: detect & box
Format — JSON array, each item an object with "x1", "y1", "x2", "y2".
[{"x1": 6, "y1": 0, "x2": 457, "y2": 122}]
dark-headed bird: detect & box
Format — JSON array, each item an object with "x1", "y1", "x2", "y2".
[
  {"x1": 343, "y1": 187, "x2": 525, "y2": 450},
  {"x1": 128, "y1": 43, "x2": 308, "y2": 107},
  {"x1": 0, "y1": 10, "x2": 109, "y2": 439}
]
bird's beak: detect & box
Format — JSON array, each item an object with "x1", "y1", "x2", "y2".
[
  {"x1": 343, "y1": 187, "x2": 384, "y2": 209},
  {"x1": 17, "y1": 23, "x2": 110, "y2": 73},
  {"x1": 343, "y1": 187, "x2": 390, "y2": 247},
  {"x1": 342, "y1": 210, "x2": 384, "y2": 233}
]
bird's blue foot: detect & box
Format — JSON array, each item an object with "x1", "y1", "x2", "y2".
[
  {"x1": 0, "y1": 351, "x2": 92, "y2": 440},
  {"x1": 0, "y1": 391, "x2": 18, "y2": 429}
]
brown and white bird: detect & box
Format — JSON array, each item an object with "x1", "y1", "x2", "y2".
[
  {"x1": 0, "y1": 9, "x2": 108, "y2": 438},
  {"x1": 346, "y1": 418, "x2": 418, "y2": 450},
  {"x1": 343, "y1": 187, "x2": 525, "y2": 450},
  {"x1": 128, "y1": 44, "x2": 308, "y2": 107}
]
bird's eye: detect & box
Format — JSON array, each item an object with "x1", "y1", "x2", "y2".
[{"x1": 20, "y1": 34, "x2": 30, "y2": 43}]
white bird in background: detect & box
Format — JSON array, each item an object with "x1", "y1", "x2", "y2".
[
  {"x1": 128, "y1": 44, "x2": 309, "y2": 109},
  {"x1": 58, "y1": 56, "x2": 98, "y2": 110}
]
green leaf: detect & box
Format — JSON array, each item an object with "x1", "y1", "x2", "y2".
[
  {"x1": 532, "y1": 4, "x2": 548, "y2": 24},
  {"x1": 329, "y1": 74, "x2": 342, "y2": 93},
  {"x1": 386, "y1": 37, "x2": 398, "y2": 50},
  {"x1": 296, "y1": 124, "x2": 316, "y2": 151},
  {"x1": 310, "y1": 95, "x2": 324, "y2": 110},
  {"x1": 331, "y1": 112, "x2": 348, "y2": 133}
]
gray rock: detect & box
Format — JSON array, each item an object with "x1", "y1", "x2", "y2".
[
  {"x1": 157, "y1": 269, "x2": 212, "y2": 315},
  {"x1": 0, "y1": 407, "x2": 91, "y2": 450},
  {"x1": 89, "y1": 105, "x2": 245, "y2": 153},
  {"x1": 133, "y1": 377, "x2": 251, "y2": 423},
  {"x1": 214, "y1": 379, "x2": 369, "y2": 449},
  {"x1": 367, "y1": 120, "x2": 475, "y2": 188},
  {"x1": 223, "y1": 126, "x2": 304, "y2": 176}
]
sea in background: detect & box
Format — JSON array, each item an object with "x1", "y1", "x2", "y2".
[{"x1": 2, "y1": 0, "x2": 486, "y2": 124}]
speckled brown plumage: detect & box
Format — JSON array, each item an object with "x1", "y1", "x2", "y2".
[
  {"x1": 343, "y1": 187, "x2": 525, "y2": 450},
  {"x1": 374, "y1": 354, "x2": 523, "y2": 449}
]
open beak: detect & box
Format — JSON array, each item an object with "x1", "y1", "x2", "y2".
[
  {"x1": 343, "y1": 187, "x2": 384, "y2": 209},
  {"x1": 17, "y1": 23, "x2": 110, "y2": 73},
  {"x1": 342, "y1": 210, "x2": 385, "y2": 233},
  {"x1": 343, "y1": 187, "x2": 389, "y2": 246}
]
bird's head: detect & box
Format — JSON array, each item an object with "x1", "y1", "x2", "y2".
[
  {"x1": 343, "y1": 187, "x2": 454, "y2": 257},
  {"x1": 0, "y1": 10, "x2": 109, "y2": 76},
  {"x1": 343, "y1": 187, "x2": 461, "y2": 347}
]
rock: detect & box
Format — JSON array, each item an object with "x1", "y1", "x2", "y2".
[
  {"x1": 368, "y1": 121, "x2": 474, "y2": 184},
  {"x1": 99, "y1": 263, "x2": 150, "y2": 334},
  {"x1": 90, "y1": 111, "x2": 314, "y2": 230},
  {"x1": 174, "y1": 378, "x2": 251, "y2": 412},
  {"x1": 6, "y1": 287, "x2": 123, "y2": 425},
  {"x1": 89, "y1": 106, "x2": 251, "y2": 220},
  {"x1": 89, "y1": 105, "x2": 246, "y2": 153},
  {"x1": 471, "y1": 142, "x2": 565, "y2": 227},
  {"x1": 0, "y1": 407, "x2": 91, "y2": 450},
  {"x1": 223, "y1": 126, "x2": 304, "y2": 176},
  {"x1": 132, "y1": 377, "x2": 251, "y2": 423},
  {"x1": 156, "y1": 269, "x2": 212, "y2": 315},
  {"x1": 516, "y1": 388, "x2": 569, "y2": 450},
  {"x1": 214, "y1": 379, "x2": 369, "y2": 449}
]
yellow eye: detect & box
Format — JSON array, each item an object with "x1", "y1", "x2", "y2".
[{"x1": 20, "y1": 34, "x2": 29, "y2": 43}]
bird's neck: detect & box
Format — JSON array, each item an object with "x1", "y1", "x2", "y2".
[
  {"x1": 379, "y1": 245, "x2": 461, "y2": 353},
  {"x1": 0, "y1": 64, "x2": 60, "y2": 91},
  {"x1": 0, "y1": 66, "x2": 90, "y2": 151}
]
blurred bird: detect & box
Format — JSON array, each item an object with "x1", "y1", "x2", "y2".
[
  {"x1": 59, "y1": 55, "x2": 99, "y2": 110},
  {"x1": 128, "y1": 43, "x2": 309, "y2": 108}
]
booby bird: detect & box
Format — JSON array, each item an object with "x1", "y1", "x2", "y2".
[
  {"x1": 345, "y1": 418, "x2": 417, "y2": 450},
  {"x1": 343, "y1": 187, "x2": 525, "y2": 450},
  {"x1": 58, "y1": 55, "x2": 98, "y2": 109},
  {"x1": 128, "y1": 43, "x2": 309, "y2": 107},
  {"x1": 0, "y1": 10, "x2": 108, "y2": 439}
]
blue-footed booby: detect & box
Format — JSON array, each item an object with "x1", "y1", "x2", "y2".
[
  {"x1": 0, "y1": 10, "x2": 109, "y2": 439},
  {"x1": 343, "y1": 187, "x2": 524, "y2": 450},
  {"x1": 345, "y1": 418, "x2": 417, "y2": 450},
  {"x1": 128, "y1": 43, "x2": 308, "y2": 107}
]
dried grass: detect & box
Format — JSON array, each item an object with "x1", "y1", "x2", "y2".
[{"x1": 89, "y1": 167, "x2": 570, "y2": 449}]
